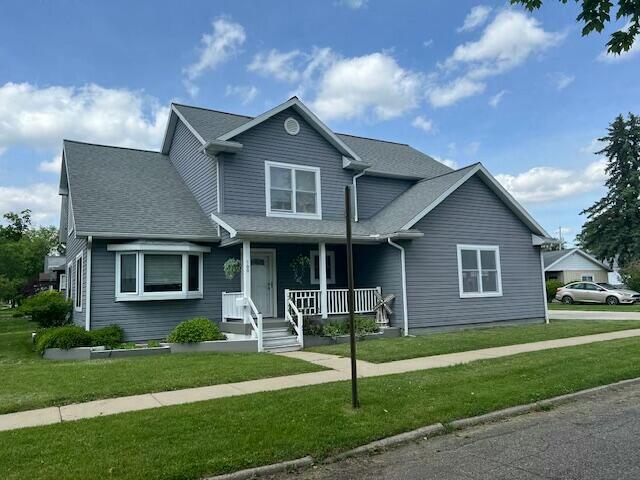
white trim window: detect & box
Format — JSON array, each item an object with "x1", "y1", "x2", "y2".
[
  {"x1": 59, "y1": 273, "x2": 67, "y2": 291},
  {"x1": 265, "y1": 161, "x2": 321, "y2": 219},
  {"x1": 310, "y1": 250, "x2": 336, "y2": 285},
  {"x1": 67, "y1": 262, "x2": 73, "y2": 300},
  {"x1": 456, "y1": 245, "x2": 502, "y2": 298},
  {"x1": 581, "y1": 275, "x2": 594, "y2": 282},
  {"x1": 74, "y1": 252, "x2": 83, "y2": 311},
  {"x1": 109, "y1": 242, "x2": 208, "y2": 301}
]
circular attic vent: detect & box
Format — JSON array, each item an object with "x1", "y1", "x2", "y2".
[{"x1": 284, "y1": 117, "x2": 300, "y2": 135}]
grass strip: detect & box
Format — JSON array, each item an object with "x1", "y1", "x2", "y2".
[
  {"x1": 308, "y1": 319, "x2": 640, "y2": 362},
  {"x1": 1, "y1": 337, "x2": 640, "y2": 480}
]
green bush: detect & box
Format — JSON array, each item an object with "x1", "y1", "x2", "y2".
[
  {"x1": 34, "y1": 326, "x2": 92, "y2": 355},
  {"x1": 545, "y1": 279, "x2": 564, "y2": 302},
  {"x1": 19, "y1": 291, "x2": 72, "y2": 327},
  {"x1": 355, "y1": 315, "x2": 380, "y2": 335},
  {"x1": 167, "y1": 317, "x2": 226, "y2": 343},
  {"x1": 89, "y1": 324, "x2": 124, "y2": 349},
  {"x1": 620, "y1": 261, "x2": 640, "y2": 292},
  {"x1": 321, "y1": 315, "x2": 380, "y2": 339}
]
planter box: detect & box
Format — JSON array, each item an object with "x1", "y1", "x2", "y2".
[
  {"x1": 90, "y1": 346, "x2": 171, "y2": 359},
  {"x1": 303, "y1": 327, "x2": 401, "y2": 348},
  {"x1": 161, "y1": 339, "x2": 258, "y2": 353},
  {"x1": 43, "y1": 347, "x2": 92, "y2": 361}
]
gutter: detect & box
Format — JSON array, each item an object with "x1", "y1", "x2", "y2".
[
  {"x1": 539, "y1": 249, "x2": 549, "y2": 324},
  {"x1": 387, "y1": 238, "x2": 409, "y2": 336},
  {"x1": 352, "y1": 172, "x2": 366, "y2": 222},
  {"x1": 85, "y1": 236, "x2": 92, "y2": 331}
]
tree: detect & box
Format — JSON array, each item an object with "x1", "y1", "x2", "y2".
[
  {"x1": 0, "y1": 209, "x2": 32, "y2": 241},
  {"x1": 511, "y1": 0, "x2": 640, "y2": 55},
  {"x1": 577, "y1": 114, "x2": 640, "y2": 266}
]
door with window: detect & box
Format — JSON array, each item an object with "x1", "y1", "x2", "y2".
[{"x1": 251, "y1": 252, "x2": 275, "y2": 317}]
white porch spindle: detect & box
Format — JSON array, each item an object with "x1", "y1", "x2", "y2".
[
  {"x1": 319, "y1": 242, "x2": 328, "y2": 319},
  {"x1": 242, "y1": 240, "x2": 251, "y2": 323}
]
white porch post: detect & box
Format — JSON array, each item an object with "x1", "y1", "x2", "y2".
[
  {"x1": 242, "y1": 240, "x2": 251, "y2": 299},
  {"x1": 319, "y1": 242, "x2": 328, "y2": 319}
]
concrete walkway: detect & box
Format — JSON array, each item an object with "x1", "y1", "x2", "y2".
[
  {"x1": 2, "y1": 328, "x2": 640, "y2": 433},
  {"x1": 550, "y1": 310, "x2": 640, "y2": 321}
]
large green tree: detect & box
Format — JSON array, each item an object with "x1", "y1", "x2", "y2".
[
  {"x1": 577, "y1": 114, "x2": 640, "y2": 266},
  {"x1": 0, "y1": 210, "x2": 62, "y2": 303},
  {"x1": 511, "y1": 0, "x2": 640, "y2": 55}
]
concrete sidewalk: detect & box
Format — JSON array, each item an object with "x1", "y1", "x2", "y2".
[
  {"x1": 550, "y1": 310, "x2": 640, "y2": 321},
  {"x1": 2, "y1": 328, "x2": 640, "y2": 433}
]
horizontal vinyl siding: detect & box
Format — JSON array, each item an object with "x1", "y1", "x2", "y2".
[
  {"x1": 357, "y1": 176, "x2": 414, "y2": 219},
  {"x1": 90, "y1": 240, "x2": 240, "y2": 341},
  {"x1": 169, "y1": 119, "x2": 218, "y2": 215},
  {"x1": 557, "y1": 270, "x2": 609, "y2": 284},
  {"x1": 222, "y1": 108, "x2": 353, "y2": 220},
  {"x1": 354, "y1": 244, "x2": 404, "y2": 327},
  {"x1": 66, "y1": 233, "x2": 87, "y2": 327},
  {"x1": 404, "y1": 175, "x2": 545, "y2": 329}
]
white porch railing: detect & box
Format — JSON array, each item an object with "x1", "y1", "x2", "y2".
[
  {"x1": 221, "y1": 292, "x2": 263, "y2": 351},
  {"x1": 286, "y1": 287, "x2": 381, "y2": 317},
  {"x1": 285, "y1": 298, "x2": 304, "y2": 348},
  {"x1": 222, "y1": 292, "x2": 244, "y2": 321}
]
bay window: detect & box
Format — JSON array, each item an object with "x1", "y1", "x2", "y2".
[
  {"x1": 456, "y1": 245, "x2": 502, "y2": 298},
  {"x1": 108, "y1": 242, "x2": 209, "y2": 301},
  {"x1": 265, "y1": 161, "x2": 321, "y2": 219}
]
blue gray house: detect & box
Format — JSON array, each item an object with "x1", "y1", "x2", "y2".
[{"x1": 58, "y1": 97, "x2": 552, "y2": 351}]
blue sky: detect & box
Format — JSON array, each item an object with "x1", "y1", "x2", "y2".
[{"x1": 0, "y1": 0, "x2": 638, "y2": 243}]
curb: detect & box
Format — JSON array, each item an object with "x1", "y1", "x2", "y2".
[
  {"x1": 201, "y1": 376, "x2": 640, "y2": 479},
  {"x1": 324, "y1": 423, "x2": 445, "y2": 463},
  {"x1": 203, "y1": 456, "x2": 314, "y2": 480}
]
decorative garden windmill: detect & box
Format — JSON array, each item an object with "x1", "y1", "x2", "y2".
[{"x1": 374, "y1": 291, "x2": 394, "y2": 327}]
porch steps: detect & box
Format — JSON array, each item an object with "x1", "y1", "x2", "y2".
[{"x1": 262, "y1": 320, "x2": 301, "y2": 352}]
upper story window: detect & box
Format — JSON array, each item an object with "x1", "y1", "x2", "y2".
[
  {"x1": 265, "y1": 161, "x2": 321, "y2": 219},
  {"x1": 456, "y1": 245, "x2": 502, "y2": 298},
  {"x1": 108, "y1": 242, "x2": 209, "y2": 301}
]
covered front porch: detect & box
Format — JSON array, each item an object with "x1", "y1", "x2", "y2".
[{"x1": 220, "y1": 241, "x2": 386, "y2": 352}]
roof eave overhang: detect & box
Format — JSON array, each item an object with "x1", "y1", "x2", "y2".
[
  {"x1": 203, "y1": 140, "x2": 243, "y2": 156},
  {"x1": 342, "y1": 155, "x2": 371, "y2": 172},
  {"x1": 76, "y1": 231, "x2": 220, "y2": 242}
]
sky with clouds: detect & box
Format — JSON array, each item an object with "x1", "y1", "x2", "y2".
[{"x1": 0, "y1": 0, "x2": 638, "y2": 243}]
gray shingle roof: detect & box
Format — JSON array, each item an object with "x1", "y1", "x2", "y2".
[
  {"x1": 172, "y1": 103, "x2": 451, "y2": 180},
  {"x1": 542, "y1": 249, "x2": 573, "y2": 268},
  {"x1": 63, "y1": 140, "x2": 219, "y2": 240}
]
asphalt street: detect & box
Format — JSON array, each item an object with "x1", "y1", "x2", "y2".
[{"x1": 270, "y1": 382, "x2": 640, "y2": 479}]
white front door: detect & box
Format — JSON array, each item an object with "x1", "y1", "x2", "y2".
[{"x1": 251, "y1": 252, "x2": 275, "y2": 317}]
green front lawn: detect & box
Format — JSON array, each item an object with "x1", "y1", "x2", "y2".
[
  {"x1": 549, "y1": 303, "x2": 640, "y2": 312},
  {"x1": 0, "y1": 311, "x2": 324, "y2": 414},
  {"x1": 2, "y1": 337, "x2": 640, "y2": 480},
  {"x1": 307, "y1": 320, "x2": 640, "y2": 363}
]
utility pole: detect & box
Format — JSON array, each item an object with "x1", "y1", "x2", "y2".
[{"x1": 344, "y1": 185, "x2": 359, "y2": 409}]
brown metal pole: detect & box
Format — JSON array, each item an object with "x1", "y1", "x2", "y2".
[{"x1": 345, "y1": 185, "x2": 359, "y2": 408}]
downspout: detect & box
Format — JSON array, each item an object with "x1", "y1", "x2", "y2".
[
  {"x1": 352, "y1": 172, "x2": 365, "y2": 222},
  {"x1": 85, "y1": 236, "x2": 92, "y2": 331},
  {"x1": 539, "y1": 248, "x2": 549, "y2": 324},
  {"x1": 387, "y1": 238, "x2": 409, "y2": 336}
]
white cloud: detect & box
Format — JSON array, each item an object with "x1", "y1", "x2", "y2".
[
  {"x1": 428, "y1": 77, "x2": 486, "y2": 108},
  {"x1": 423, "y1": 39, "x2": 434, "y2": 48},
  {"x1": 311, "y1": 52, "x2": 423, "y2": 121},
  {"x1": 225, "y1": 85, "x2": 258, "y2": 105},
  {"x1": 248, "y1": 49, "x2": 302, "y2": 83},
  {"x1": 581, "y1": 138, "x2": 606, "y2": 155},
  {"x1": 183, "y1": 17, "x2": 246, "y2": 96},
  {"x1": 495, "y1": 159, "x2": 607, "y2": 203},
  {"x1": 488, "y1": 89, "x2": 507, "y2": 107},
  {"x1": 549, "y1": 72, "x2": 575, "y2": 90},
  {"x1": 0, "y1": 82, "x2": 168, "y2": 152},
  {"x1": 429, "y1": 10, "x2": 564, "y2": 107},
  {"x1": 597, "y1": 23, "x2": 640, "y2": 62},
  {"x1": 433, "y1": 155, "x2": 459, "y2": 169},
  {"x1": 411, "y1": 115, "x2": 435, "y2": 133},
  {"x1": 466, "y1": 141, "x2": 480, "y2": 155},
  {"x1": 0, "y1": 183, "x2": 60, "y2": 225},
  {"x1": 38, "y1": 154, "x2": 62, "y2": 173},
  {"x1": 457, "y1": 5, "x2": 492, "y2": 33},
  {"x1": 339, "y1": 0, "x2": 368, "y2": 9}
]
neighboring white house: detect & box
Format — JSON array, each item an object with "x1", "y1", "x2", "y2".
[{"x1": 543, "y1": 248, "x2": 611, "y2": 284}]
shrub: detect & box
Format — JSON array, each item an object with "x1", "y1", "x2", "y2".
[
  {"x1": 19, "y1": 291, "x2": 72, "y2": 328},
  {"x1": 545, "y1": 279, "x2": 564, "y2": 302},
  {"x1": 620, "y1": 261, "x2": 640, "y2": 292},
  {"x1": 89, "y1": 325, "x2": 124, "y2": 349},
  {"x1": 355, "y1": 315, "x2": 380, "y2": 335},
  {"x1": 321, "y1": 316, "x2": 380, "y2": 339},
  {"x1": 34, "y1": 326, "x2": 92, "y2": 355},
  {"x1": 299, "y1": 318, "x2": 324, "y2": 336},
  {"x1": 167, "y1": 317, "x2": 226, "y2": 343}
]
